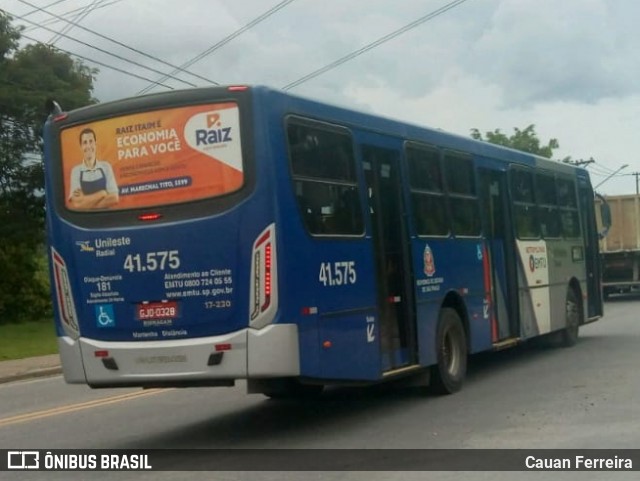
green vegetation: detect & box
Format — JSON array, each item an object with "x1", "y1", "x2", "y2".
[
  {"x1": 0, "y1": 320, "x2": 58, "y2": 361},
  {"x1": 0, "y1": 12, "x2": 96, "y2": 324},
  {"x1": 471, "y1": 124, "x2": 569, "y2": 161}
]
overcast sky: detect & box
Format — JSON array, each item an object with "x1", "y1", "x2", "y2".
[{"x1": 6, "y1": 0, "x2": 640, "y2": 194}]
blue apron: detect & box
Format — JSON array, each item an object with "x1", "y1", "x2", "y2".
[{"x1": 80, "y1": 167, "x2": 107, "y2": 195}]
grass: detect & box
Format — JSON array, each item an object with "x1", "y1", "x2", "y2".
[{"x1": 0, "y1": 321, "x2": 58, "y2": 361}]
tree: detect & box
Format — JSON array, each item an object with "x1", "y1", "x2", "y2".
[
  {"x1": 0, "y1": 12, "x2": 97, "y2": 322},
  {"x1": 470, "y1": 124, "x2": 566, "y2": 160}
]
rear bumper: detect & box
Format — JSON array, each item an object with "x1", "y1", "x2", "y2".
[{"x1": 57, "y1": 324, "x2": 300, "y2": 387}]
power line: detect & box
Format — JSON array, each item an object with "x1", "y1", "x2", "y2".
[
  {"x1": 20, "y1": 0, "x2": 70, "y2": 18},
  {"x1": 574, "y1": 159, "x2": 625, "y2": 179},
  {"x1": 0, "y1": 67, "x2": 169, "y2": 100},
  {"x1": 16, "y1": 0, "x2": 217, "y2": 87},
  {"x1": 137, "y1": 0, "x2": 297, "y2": 95},
  {"x1": 23, "y1": 0, "x2": 121, "y2": 32},
  {"x1": 589, "y1": 171, "x2": 626, "y2": 178},
  {"x1": 577, "y1": 157, "x2": 620, "y2": 176},
  {"x1": 282, "y1": 0, "x2": 471, "y2": 91},
  {"x1": 589, "y1": 163, "x2": 620, "y2": 176},
  {"x1": 7, "y1": 7, "x2": 200, "y2": 88},
  {"x1": 17, "y1": 0, "x2": 214, "y2": 85},
  {"x1": 48, "y1": 0, "x2": 101, "y2": 45},
  {"x1": 593, "y1": 164, "x2": 628, "y2": 190},
  {"x1": 19, "y1": 32, "x2": 176, "y2": 91}
]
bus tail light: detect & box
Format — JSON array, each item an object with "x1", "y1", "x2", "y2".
[
  {"x1": 249, "y1": 223, "x2": 278, "y2": 329},
  {"x1": 138, "y1": 212, "x2": 163, "y2": 221},
  {"x1": 51, "y1": 248, "x2": 80, "y2": 339}
]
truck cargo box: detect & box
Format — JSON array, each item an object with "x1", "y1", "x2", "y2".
[{"x1": 596, "y1": 194, "x2": 640, "y2": 297}]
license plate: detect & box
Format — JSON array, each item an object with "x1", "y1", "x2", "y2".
[{"x1": 136, "y1": 301, "x2": 179, "y2": 320}]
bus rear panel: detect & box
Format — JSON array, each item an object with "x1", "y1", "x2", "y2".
[{"x1": 45, "y1": 87, "x2": 302, "y2": 388}]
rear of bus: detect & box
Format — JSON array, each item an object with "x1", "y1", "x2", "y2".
[{"x1": 43, "y1": 86, "x2": 298, "y2": 388}]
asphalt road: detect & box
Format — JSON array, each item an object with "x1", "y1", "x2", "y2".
[{"x1": 1, "y1": 295, "x2": 640, "y2": 480}]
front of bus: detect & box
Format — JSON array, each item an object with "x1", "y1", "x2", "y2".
[{"x1": 43, "y1": 86, "x2": 297, "y2": 388}]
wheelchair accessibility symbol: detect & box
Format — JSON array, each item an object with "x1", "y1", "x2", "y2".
[{"x1": 95, "y1": 304, "x2": 115, "y2": 327}]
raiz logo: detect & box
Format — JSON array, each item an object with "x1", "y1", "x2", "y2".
[
  {"x1": 7, "y1": 451, "x2": 40, "y2": 470},
  {"x1": 184, "y1": 107, "x2": 242, "y2": 170},
  {"x1": 194, "y1": 112, "x2": 232, "y2": 146}
]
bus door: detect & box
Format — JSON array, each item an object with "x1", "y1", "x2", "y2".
[
  {"x1": 578, "y1": 177, "x2": 603, "y2": 319},
  {"x1": 361, "y1": 145, "x2": 417, "y2": 371},
  {"x1": 479, "y1": 168, "x2": 520, "y2": 342}
]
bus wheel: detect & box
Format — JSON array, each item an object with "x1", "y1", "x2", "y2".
[
  {"x1": 262, "y1": 379, "x2": 324, "y2": 400},
  {"x1": 431, "y1": 308, "x2": 467, "y2": 395},
  {"x1": 558, "y1": 288, "x2": 580, "y2": 347}
]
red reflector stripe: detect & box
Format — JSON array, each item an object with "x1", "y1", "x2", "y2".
[
  {"x1": 482, "y1": 244, "x2": 498, "y2": 343},
  {"x1": 255, "y1": 230, "x2": 270, "y2": 248},
  {"x1": 94, "y1": 350, "x2": 109, "y2": 358},
  {"x1": 215, "y1": 344, "x2": 232, "y2": 352},
  {"x1": 228, "y1": 85, "x2": 249, "y2": 91}
]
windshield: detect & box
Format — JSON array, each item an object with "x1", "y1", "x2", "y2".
[{"x1": 60, "y1": 102, "x2": 243, "y2": 211}]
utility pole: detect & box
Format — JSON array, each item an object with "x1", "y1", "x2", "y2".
[{"x1": 632, "y1": 172, "x2": 640, "y2": 194}]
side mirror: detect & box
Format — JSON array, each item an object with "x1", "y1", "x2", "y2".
[{"x1": 596, "y1": 193, "x2": 611, "y2": 239}]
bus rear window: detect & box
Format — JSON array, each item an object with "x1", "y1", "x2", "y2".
[{"x1": 60, "y1": 102, "x2": 244, "y2": 211}]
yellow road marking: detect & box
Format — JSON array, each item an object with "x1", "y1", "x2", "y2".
[{"x1": 0, "y1": 388, "x2": 174, "y2": 428}]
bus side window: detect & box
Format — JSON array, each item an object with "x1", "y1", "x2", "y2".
[
  {"x1": 444, "y1": 151, "x2": 480, "y2": 237},
  {"x1": 296, "y1": 191, "x2": 322, "y2": 234},
  {"x1": 536, "y1": 172, "x2": 560, "y2": 238},
  {"x1": 557, "y1": 177, "x2": 581, "y2": 238},
  {"x1": 450, "y1": 197, "x2": 481, "y2": 237},
  {"x1": 511, "y1": 168, "x2": 539, "y2": 239},
  {"x1": 406, "y1": 143, "x2": 450, "y2": 237},
  {"x1": 410, "y1": 192, "x2": 448, "y2": 236},
  {"x1": 331, "y1": 187, "x2": 361, "y2": 234},
  {"x1": 287, "y1": 119, "x2": 363, "y2": 236},
  {"x1": 514, "y1": 204, "x2": 539, "y2": 239}
]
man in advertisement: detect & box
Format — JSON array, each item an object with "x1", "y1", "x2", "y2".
[{"x1": 69, "y1": 128, "x2": 119, "y2": 209}]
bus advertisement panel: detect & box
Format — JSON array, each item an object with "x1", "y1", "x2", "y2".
[{"x1": 60, "y1": 102, "x2": 243, "y2": 211}]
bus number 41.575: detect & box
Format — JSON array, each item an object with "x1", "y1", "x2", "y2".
[
  {"x1": 123, "y1": 250, "x2": 181, "y2": 273},
  {"x1": 319, "y1": 261, "x2": 357, "y2": 287}
]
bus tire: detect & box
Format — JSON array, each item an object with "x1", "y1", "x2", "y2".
[
  {"x1": 558, "y1": 288, "x2": 580, "y2": 347},
  {"x1": 431, "y1": 308, "x2": 467, "y2": 395}
]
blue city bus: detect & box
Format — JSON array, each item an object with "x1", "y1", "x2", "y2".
[{"x1": 43, "y1": 85, "x2": 604, "y2": 396}]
